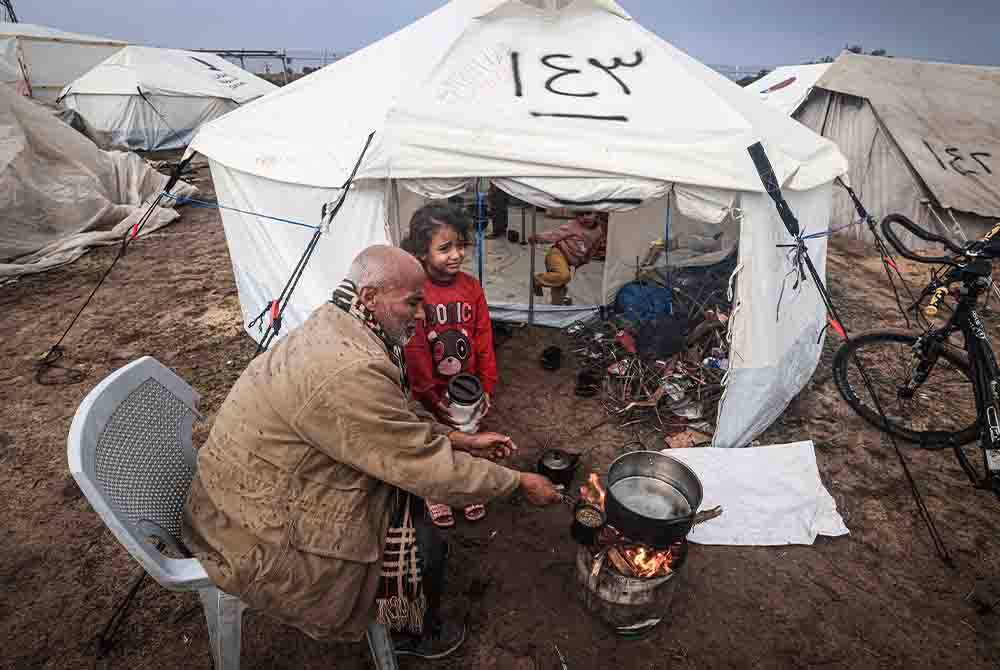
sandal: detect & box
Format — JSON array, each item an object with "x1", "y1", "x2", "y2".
[
  {"x1": 428, "y1": 503, "x2": 455, "y2": 528},
  {"x1": 464, "y1": 504, "x2": 486, "y2": 522}
]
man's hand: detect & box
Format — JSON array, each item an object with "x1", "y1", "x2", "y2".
[
  {"x1": 528, "y1": 235, "x2": 541, "y2": 245},
  {"x1": 518, "y1": 472, "x2": 563, "y2": 506},
  {"x1": 450, "y1": 431, "x2": 517, "y2": 461}
]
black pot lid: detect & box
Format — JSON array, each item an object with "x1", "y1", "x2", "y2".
[
  {"x1": 540, "y1": 448, "x2": 575, "y2": 470},
  {"x1": 448, "y1": 373, "x2": 483, "y2": 404}
]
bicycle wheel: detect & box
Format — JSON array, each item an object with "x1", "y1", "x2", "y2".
[{"x1": 832, "y1": 330, "x2": 979, "y2": 447}]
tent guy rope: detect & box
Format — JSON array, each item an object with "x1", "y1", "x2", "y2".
[{"x1": 747, "y1": 141, "x2": 952, "y2": 565}]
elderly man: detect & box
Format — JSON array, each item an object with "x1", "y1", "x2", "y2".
[{"x1": 183, "y1": 245, "x2": 561, "y2": 659}]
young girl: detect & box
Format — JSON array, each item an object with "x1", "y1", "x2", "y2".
[{"x1": 402, "y1": 203, "x2": 498, "y2": 528}]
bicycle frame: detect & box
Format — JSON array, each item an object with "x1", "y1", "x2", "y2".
[{"x1": 919, "y1": 261, "x2": 1000, "y2": 490}]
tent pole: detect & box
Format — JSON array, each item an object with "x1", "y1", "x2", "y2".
[
  {"x1": 529, "y1": 206, "x2": 537, "y2": 325},
  {"x1": 664, "y1": 187, "x2": 672, "y2": 313},
  {"x1": 520, "y1": 204, "x2": 526, "y2": 245},
  {"x1": 476, "y1": 181, "x2": 485, "y2": 284}
]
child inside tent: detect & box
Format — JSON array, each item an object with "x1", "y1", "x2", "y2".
[{"x1": 530, "y1": 211, "x2": 607, "y2": 305}]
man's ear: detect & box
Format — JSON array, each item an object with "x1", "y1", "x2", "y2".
[{"x1": 358, "y1": 286, "x2": 379, "y2": 310}]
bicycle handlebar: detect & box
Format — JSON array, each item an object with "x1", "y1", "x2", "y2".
[{"x1": 880, "y1": 213, "x2": 965, "y2": 265}]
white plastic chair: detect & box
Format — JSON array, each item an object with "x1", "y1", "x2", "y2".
[{"x1": 67, "y1": 356, "x2": 398, "y2": 669}]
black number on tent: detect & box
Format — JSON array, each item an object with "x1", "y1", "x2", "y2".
[
  {"x1": 923, "y1": 139, "x2": 948, "y2": 170},
  {"x1": 587, "y1": 51, "x2": 643, "y2": 95},
  {"x1": 540, "y1": 54, "x2": 599, "y2": 98},
  {"x1": 511, "y1": 51, "x2": 523, "y2": 97},
  {"x1": 970, "y1": 152, "x2": 993, "y2": 175},
  {"x1": 945, "y1": 147, "x2": 977, "y2": 176},
  {"x1": 190, "y1": 57, "x2": 222, "y2": 72}
]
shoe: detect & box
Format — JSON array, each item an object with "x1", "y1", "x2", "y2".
[
  {"x1": 541, "y1": 346, "x2": 562, "y2": 371},
  {"x1": 395, "y1": 620, "x2": 467, "y2": 660}
]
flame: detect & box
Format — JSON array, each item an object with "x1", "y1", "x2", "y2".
[
  {"x1": 579, "y1": 473, "x2": 606, "y2": 510},
  {"x1": 621, "y1": 545, "x2": 674, "y2": 578}
]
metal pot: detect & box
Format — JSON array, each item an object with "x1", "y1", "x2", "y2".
[
  {"x1": 605, "y1": 451, "x2": 703, "y2": 547},
  {"x1": 537, "y1": 448, "x2": 580, "y2": 489}
]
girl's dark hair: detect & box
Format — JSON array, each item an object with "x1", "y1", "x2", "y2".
[{"x1": 400, "y1": 203, "x2": 472, "y2": 257}]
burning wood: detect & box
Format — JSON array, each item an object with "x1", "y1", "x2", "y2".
[
  {"x1": 579, "y1": 472, "x2": 606, "y2": 510},
  {"x1": 609, "y1": 545, "x2": 674, "y2": 579}
]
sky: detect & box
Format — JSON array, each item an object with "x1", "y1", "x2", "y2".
[{"x1": 19, "y1": 0, "x2": 1000, "y2": 70}]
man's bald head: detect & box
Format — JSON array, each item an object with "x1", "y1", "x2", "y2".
[
  {"x1": 347, "y1": 245, "x2": 425, "y2": 293},
  {"x1": 346, "y1": 245, "x2": 426, "y2": 345}
]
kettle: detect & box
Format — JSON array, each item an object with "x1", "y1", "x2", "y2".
[{"x1": 537, "y1": 448, "x2": 581, "y2": 489}]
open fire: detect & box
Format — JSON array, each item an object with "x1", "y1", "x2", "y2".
[{"x1": 576, "y1": 472, "x2": 675, "y2": 579}]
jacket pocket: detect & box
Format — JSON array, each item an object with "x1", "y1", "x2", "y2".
[{"x1": 291, "y1": 513, "x2": 381, "y2": 563}]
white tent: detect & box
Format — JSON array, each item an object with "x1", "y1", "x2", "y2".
[
  {"x1": 60, "y1": 46, "x2": 277, "y2": 151},
  {"x1": 0, "y1": 23, "x2": 126, "y2": 102},
  {"x1": 795, "y1": 52, "x2": 1000, "y2": 247},
  {"x1": 188, "y1": 0, "x2": 848, "y2": 448},
  {"x1": 752, "y1": 63, "x2": 831, "y2": 116},
  {"x1": 0, "y1": 83, "x2": 197, "y2": 278}
]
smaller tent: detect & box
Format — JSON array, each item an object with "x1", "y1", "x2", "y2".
[
  {"x1": 0, "y1": 83, "x2": 197, "y2": 279},
  {"x1": 751, "y1": 63, "x2": 831, "y2": 116},
  {"x1": 59, "y1": 46, "x2": 277, "y2": 151},
  {"x1": 0, "y1": 23, "x2": 126, "y2": 102},
  {"x1": 795, "y1": 53, "x2": 1000, "y2": 247}
]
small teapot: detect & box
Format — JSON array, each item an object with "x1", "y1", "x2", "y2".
[{"x1": 537, "y1": 448, "x2": 581, "y2": 489}]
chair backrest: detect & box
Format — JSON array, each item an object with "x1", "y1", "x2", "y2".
[{"x1": 68, "y1": 356, "x2": 210, "y2": 588}]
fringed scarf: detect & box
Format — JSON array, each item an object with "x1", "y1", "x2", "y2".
[{"x1": 330, "y1": 279, "x2": 426, "y2": 635}]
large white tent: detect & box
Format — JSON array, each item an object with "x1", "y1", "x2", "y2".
[
  {"x1": 795, "y1": 53, "x2": 1000, "y2": 247},
  {"x1": 60, "y1": 46, "x2": 277, "y2": 151},
  {"x1": 752, "y1": 63, "x2": 831, "y2": 116},
  {"x1": 0, "y1": 23, "x2": 126, "y2": 102},
  {"x1": 187, "y1": 0, "x2": 848, "y2": 448}
]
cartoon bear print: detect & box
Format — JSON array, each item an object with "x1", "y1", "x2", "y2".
[{"x1": 428, "y1": 328, "x2": 471, "y2": 377}]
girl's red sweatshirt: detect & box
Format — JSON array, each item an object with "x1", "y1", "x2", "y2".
[{"x1": 404, "y1": 272, "x2": 498, "y2": 411}]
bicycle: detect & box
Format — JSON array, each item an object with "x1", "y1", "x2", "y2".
[{"x1": 832, "y1": 213, "x2": 1000, "y2": 496}]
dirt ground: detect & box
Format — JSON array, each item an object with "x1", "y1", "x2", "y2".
[{"x1": 3, "y1": 166, "x2": 1000, "y2": 670}]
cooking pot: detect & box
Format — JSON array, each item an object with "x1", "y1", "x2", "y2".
[
  {"x1": 537, "y1": 448, "x2": 580, "y2": 489},
  {"x1": 605, "y1": 451, "x2": 704, "y2": 547}
]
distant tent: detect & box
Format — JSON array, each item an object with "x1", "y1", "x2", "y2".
[
  {"x1": 795, "y1": 52, "x2": 1000, "y2": 247},
  {"x1": 188, "y1": 0, "x2": 849, "y2": 449},
  {"x1": 0, "y1": 82, "x2": 196, "y2": 278},
  {"x1": 752, "y1": 63, "x2": 831, "y2": 116},
  {"x1": 59, "y1": 46, "x2": 278, "y2": 151},
  {"x1": 0, "y1": 23, "x2": 126, "y2": 102}
]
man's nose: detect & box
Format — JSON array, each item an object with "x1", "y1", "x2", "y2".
[{"x1": 414, "y1": 309, "x2": 426, "y2": 322}]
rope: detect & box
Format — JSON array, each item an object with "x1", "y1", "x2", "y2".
[
  {"x1": 800, "y1": 217, "x2": 864, "y2": 240},
  {"x1": 748, "y1": 151, "x2": 951, "y2": 564},
  {"x1": 159, "y1": 193, "x2": 320, "y2": 231},
  {"x1": 833, "y1": 178, "x2": 919, "y2": 330},
  {"x1": 34, "y1": 165, "x2": 186, "y2": 385},
  {"x1": 795, "y1": 242, "x2": 952, "y2": 564},
  {"x1": 136, "y1": 87, "x2": 184, "y2": 146},
  {"x1": 251, "y1": 131, "x2": 376, "y2": 357}
]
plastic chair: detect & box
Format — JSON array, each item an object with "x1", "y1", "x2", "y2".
[{"x1": 67, "y1": 356, "x2": 398, "y2": 669}]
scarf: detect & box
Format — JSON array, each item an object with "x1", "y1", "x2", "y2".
[
  {"x1": 330, "y1": 279, "x2": 425, "y2": 634},
  {"x1": 331, "y1": 279, "x2": 409, "y2": 390}
]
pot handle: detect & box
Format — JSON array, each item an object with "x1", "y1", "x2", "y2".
[{"x1": 690, "y1": 505, "x2": 723, "y2": 527}]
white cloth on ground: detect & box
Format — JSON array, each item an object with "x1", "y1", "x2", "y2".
[{"x1": 664, "y1": 441, "x2": 849, "y2": 546}]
